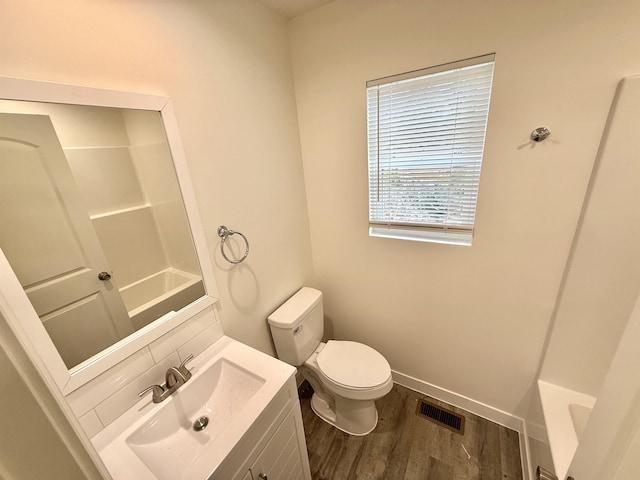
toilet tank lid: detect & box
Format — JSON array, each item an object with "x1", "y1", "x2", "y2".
[{"x1": 268, "y1": 287, "x2": 322, "y2": 328}]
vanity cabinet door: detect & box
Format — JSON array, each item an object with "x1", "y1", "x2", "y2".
[{"x1": 249, "y1": 407, "x2": 309, "y2": 480}]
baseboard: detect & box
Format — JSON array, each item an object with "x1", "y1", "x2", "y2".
[
  {"x1": 392, "y1": 370, "x2": 522, "y2": 430},
  {"x1": 391, "y1": 369, "x2": 533, "y2": 480}
]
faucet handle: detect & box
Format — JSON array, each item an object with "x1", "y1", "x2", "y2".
[
  {"x1": 178, "y1": 354, "x2": 194, "y2": 380},
  {"x1": 138, "y1": 384, "x2": 164, "y2": 403},
  {"x1": 179, "y1": 354, "x2": 193, "y2": 369}
]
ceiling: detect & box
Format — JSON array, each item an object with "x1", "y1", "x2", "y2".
[{"x1": 258, "y1": 0, "x2": 333, "y2": 19}]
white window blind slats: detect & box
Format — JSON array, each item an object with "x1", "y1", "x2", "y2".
[
  {"x1": 373, "y1": 89, "x2": 493, "y2": 112},
  {"x1": 371, "y1": 102, "x2": 493, "y2": 126},
  {"x1": 372, "y1": 94, "x2": 493, "y2": 124},
  {"x1": 371, "y1": 67, "x2": 494, "y2": 94},
  {"x1": 372, "y1": 143, "x2": 487, "y2": 157},
  {"x1": 371, "y1": 126, "x2": 488, "y2": 140},
  {"x1": 367, "y1": 55, "x2": 494, "y2": 245},
  {"x1": 373, "y1": 79, "x2": 493, "y2": 106},
  {"x1": 374, "y1": 94, "x2": 493, "y2": 113},
  {"x1": 372, "y1": 125, "x2": 489, "y2": 143}
]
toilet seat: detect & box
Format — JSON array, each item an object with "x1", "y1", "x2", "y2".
[{"x1": 316, "y1": 340, "x2": 391, "y2": 390}]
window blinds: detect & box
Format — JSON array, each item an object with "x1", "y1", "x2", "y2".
[{"x1": 367, "y1": 54, "x2": 495, "y2": 245}]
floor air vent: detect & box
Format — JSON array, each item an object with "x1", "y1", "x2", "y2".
[{"x1": 416, "y1": 399, "x2": 465, "y2": 435}]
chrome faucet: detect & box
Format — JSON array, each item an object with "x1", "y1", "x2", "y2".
[
  {"x1": 138, "y1": 354, "x2": 194, "y2": 403},
  {"x1": 165, "y1": 366, "x2": 187, "y2": 388}
]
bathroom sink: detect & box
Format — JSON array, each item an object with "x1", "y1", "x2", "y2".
[
  {"x1": 92, "y1": 336, "x2": 296, "y2": 480},
  {"x1": 126, "y1": 358, "x2": 265, "y2": 480}
]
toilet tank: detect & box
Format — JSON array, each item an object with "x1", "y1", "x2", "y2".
[{"x1": 267, "y1": 287, "x2": 324, "y2": 366}]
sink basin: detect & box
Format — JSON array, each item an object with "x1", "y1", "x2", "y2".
[
  {"x1": 126, "y1": 359, "x2": 265, "y2": 480},
  {"x1": 92, "y1": 336, "x2": 296, "y2": 480}
]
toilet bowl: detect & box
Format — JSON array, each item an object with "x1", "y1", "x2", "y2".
[
  {"x1": 267, "y1": 287, "x2": 392, "y2": 435},
  {"x1": 303, "y1": 341, "x2": 393, "y2": 435}
]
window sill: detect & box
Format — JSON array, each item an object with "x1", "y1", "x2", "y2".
[{"x1": 368, "y1": 225, "x2": 472, "y2": 246}]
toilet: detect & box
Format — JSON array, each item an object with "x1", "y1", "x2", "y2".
[{"x1": 268, "y1": 287, "x2": 393, "y2": 435}]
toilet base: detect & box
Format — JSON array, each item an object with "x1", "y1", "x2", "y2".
[{"x1": 310, "y1": 392, "x2": 379, "y2": 436}]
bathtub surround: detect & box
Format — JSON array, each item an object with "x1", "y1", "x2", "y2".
[
  {"x1": 540, "y1": 76, "x2": 640, "y2": 403},
  {"x1": 536, "y1": 77, "x2": 640, "y2": 478}
]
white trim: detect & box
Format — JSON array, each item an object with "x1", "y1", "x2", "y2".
[
  {"x1": 392, "y1": 369, "x2": 521, "y2": 429},
  {"x1": 0, "y1": 76, "x2": 166, "y2": 110},
  {"x1": 159, "y1": 99, "x2": 218, "y2": 300},
  {"x1": 392, "y1": 369, "x2": 531, "y2": 480},
  {"x1": 369, "y1": 225, "x2": 472, "y2": 246},
  {"x1": 519, "y1": 421, "x2": 535, "y2": 480},
  {"x1": 367, "y1": 53, "x2": 496, "y2": 87}
]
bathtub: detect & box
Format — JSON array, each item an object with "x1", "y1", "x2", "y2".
[
  {"x1": 120, "y1": 268, "x2": 206, "y2": 330},
  {"x1": 538, "y1": 380, "x2": 597, "y2": 479}
]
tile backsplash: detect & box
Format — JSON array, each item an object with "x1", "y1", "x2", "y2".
[{"x1": 66, "y1": 305, "x2": 223, "y2": 438}]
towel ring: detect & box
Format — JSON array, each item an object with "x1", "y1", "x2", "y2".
[{"x1": 217, "y1": 225, "x2": 249, "y2": 264}]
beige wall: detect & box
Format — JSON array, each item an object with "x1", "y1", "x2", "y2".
[
  {"x1": 289, "y1": 0, "x2": 640, "y2": 417},
  {"x1": 541, "y1": 77, "x2": 640, "y2": 397},
  {"x1": 0, "y1": 312, "x2": 101, "y2": 479},
  {"x1": 0, "y1": 349, "x2": 86, "y2": 479},
  {"x1": 0, "y1": 0, "x2": 313, "y2": 355},
  {"x1": 612, "y1": 423, "x2": 640, "y2": 480},
  {"x1": 3, "y1": 0, "x2": 640, "y2": 456}
]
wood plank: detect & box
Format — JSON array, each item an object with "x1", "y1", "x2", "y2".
[{"x1": 300, "y1": 383, "x2": 523, "y2": 480}]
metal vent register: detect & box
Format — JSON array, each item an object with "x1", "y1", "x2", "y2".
[{"x1": 416, "y1": 399, "x2": 465, "y2": 434}]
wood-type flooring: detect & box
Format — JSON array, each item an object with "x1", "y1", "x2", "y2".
[{"x1": 299, "y1": 383, "x2": 523, "y2": 480}]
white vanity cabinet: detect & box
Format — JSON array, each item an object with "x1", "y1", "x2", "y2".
[
  {"x1": 248, "y1": 402, "x2": 309, "y2": 480},
  {"x1": 91, "y1": 336, "x2": 311, "y2": 480},
  {"x1": 213, "y1": 374, "x2": 312, "y2": 480}
]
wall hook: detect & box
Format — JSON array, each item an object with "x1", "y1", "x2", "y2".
[{"x1": 531, "y1": 126, "x2": 551, "y2": 142}]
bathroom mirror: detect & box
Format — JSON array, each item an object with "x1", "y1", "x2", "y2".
[{"x1": 0, "y1": 77, "x2": 218, "y2": 393}]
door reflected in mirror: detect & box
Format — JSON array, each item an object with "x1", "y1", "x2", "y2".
[{"x1": 0, "y1": 101, "x2": 205, "y2": 369}]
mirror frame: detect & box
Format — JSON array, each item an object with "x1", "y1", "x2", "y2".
[{"x1": 0, "y1": 77, "x2": 219, "y2": 394}]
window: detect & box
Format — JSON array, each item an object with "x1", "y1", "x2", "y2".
[{"x1": 367, "y1": 54, "x2": 495, "y2": 246}]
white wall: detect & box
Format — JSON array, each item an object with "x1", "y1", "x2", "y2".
[
  {"x1": 289, "y1": 0, "x2": 640, "y2": 418},
  {"x1": 0, "y1": 0, "x2": 313, "y2": 355}
]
